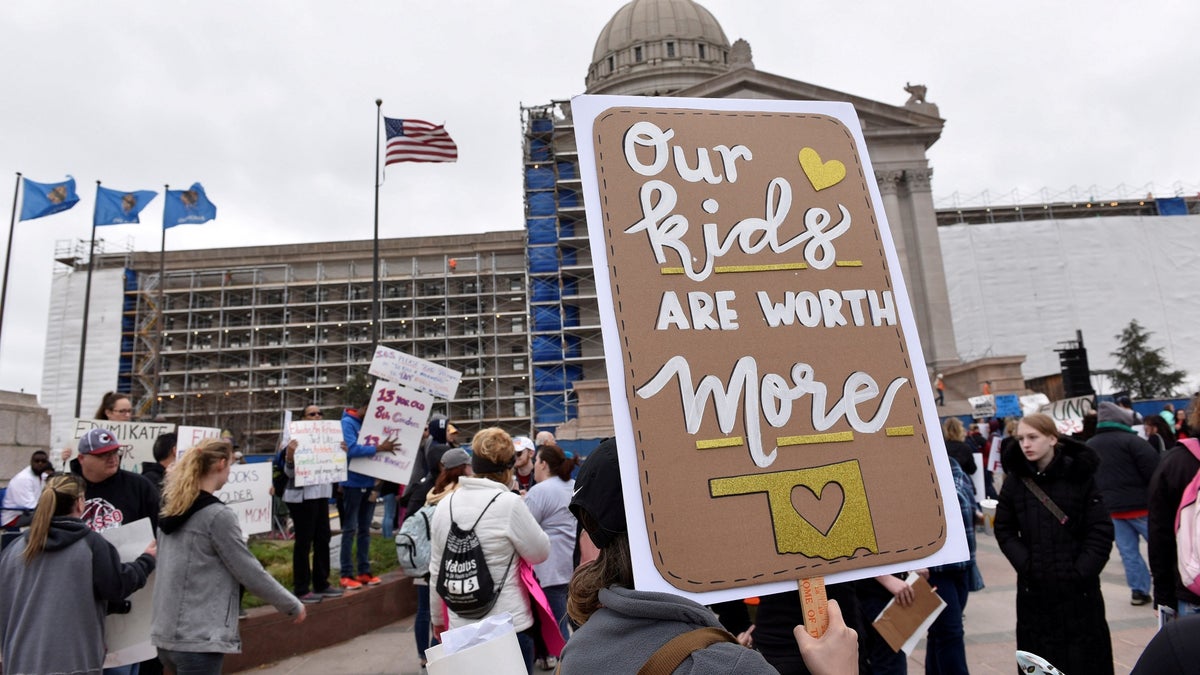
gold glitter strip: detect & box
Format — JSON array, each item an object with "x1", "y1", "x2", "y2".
[
  {"x1": 661, "y1": 262, "x2": 808, "y2": 275},
  {"x1": 777, "y1": 431, "x2": 855, "y2": 446},
  {"x1": 834, "y1": 260, "x2": 863, "y2": 267},
  {"x1": 885, "y1": 426, "x2": 915, "y2": 437},
  {"x1": 696, "y1": 436, "x2": 745, "y2": 450}
]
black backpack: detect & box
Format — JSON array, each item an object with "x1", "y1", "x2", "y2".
[
  {"x1": 435, "y1": 491, "x2": 513, "y2": 620},
  {"x1": 271, "y1": 449, "x2": 289, "y2": 496}
]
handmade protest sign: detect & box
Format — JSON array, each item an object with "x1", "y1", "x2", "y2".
[
  {"x1": 1040, "y1": 395, "x2": 1094, "y2": 435},
  {"x1": 369, "y1": 344, "x2": 462, "y2": 401},
  {"x1": 968, "y1": 395, "x2": 996, "y2": 420},
  {"x1": 176, "y1": 425, "x2": 221, "y2": 458},
  {"x1": 101, "y1": 518, "x2": 155, "y2": 667},
  {"x1": 573, "y1": 95, "x2": 966, "y2": 602},
  {"x1": 71, "y1": 419, "x2": 175, "y2": 473},
  {"x1": 287, "y1": 419, "x2": 347, "y2": 486},
  {"x1": 351, "y1": 380, "x2": 432, "y2": 484},
  {"x1": 215, "y1": 463, "x2": 272, "y2": 536}
]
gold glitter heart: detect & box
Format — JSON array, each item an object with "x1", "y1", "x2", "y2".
[{"x1": 798, "y1": 147, "x2": 846, "y2": 191}]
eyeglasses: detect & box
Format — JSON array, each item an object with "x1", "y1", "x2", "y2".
[
  {"x1": 111, "y1": 408, "x2": 133, "y2": 415},
  {"x1": 305, "y1": 412, "x2": 323, "y2": 418}
]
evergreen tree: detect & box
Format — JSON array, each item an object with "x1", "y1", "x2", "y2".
[{"x1": 1106, "y1": 319, "x2": 1185, "y2": 398}]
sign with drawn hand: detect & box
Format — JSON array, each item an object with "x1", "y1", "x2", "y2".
[{"x1": 573, "y1": 96, "x2": 967, "y2": 601}]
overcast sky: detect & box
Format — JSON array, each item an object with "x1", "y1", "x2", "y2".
[{"x1": 1, "y1": 1, "x2": 1197, "y2": 396}]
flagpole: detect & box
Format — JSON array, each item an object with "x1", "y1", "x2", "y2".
[
  {"x1": 371, "y1": 99, "x2": 382, "y2": 352},
  {"x1": 155, "y1": 184, "x2": 168, "y2": 412},
  {"x1": 73, "y1": 181, "x2": 101, "y2": 417},
  {"x1": 0, "y1": 172, "x2": 22, "y2": 344}
]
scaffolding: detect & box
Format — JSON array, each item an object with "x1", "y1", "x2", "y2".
[{"x1": 521, "y1": 101, "x2": 607, "y2": 432}]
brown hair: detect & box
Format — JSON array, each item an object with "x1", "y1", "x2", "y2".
[
  {"x1": 161, "y1": 438, "x2": 232, "y2": 517},
  {"x1": 537, "y1": 444, "x2": 577, "y2": 482},
  {"x1": 1017, "y1": 412, "x2": 1059, "y2": 439},
  {"x1": 471, "y1": 427, "x2": 515, "y2": 487},
  {"x1": 433, "y1": 464, "x2": 469, "y2": 493},
  {"x1": 1189, "y1": 395, "x2": 1200, "y2": 430},
  {"x1": 94, "y1": 391, "x2": 131, "y2": 420},
  {"x1": 24, "y1": 474, "x2": 87, "y2": 563},
  {"x1": 567, "y1": 521, "x2": 634, "y2": 626},
  {"x1": 942, "y1": 417, "x2": 966, "y2": 442}
]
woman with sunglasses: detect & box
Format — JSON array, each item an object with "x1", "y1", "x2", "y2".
[
  {"x1": 281, "y1": 405, "x2": 345, "y2": 603},
  {"x1": 0, "y1": 474, "x2": 156, "y2": 675}
]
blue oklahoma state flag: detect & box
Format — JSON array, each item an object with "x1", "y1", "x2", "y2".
[
  {"x1": 163, "y1": 183, "x2": 217, "y2": 228},
  {"x1": 20, "y1": 176, "x2": 79, "y2": 221}
]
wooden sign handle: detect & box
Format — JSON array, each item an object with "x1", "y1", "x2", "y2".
[{"x1": 799, "y1": 576, "x2": 828, "y2": 638}]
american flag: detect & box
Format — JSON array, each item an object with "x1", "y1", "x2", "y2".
[{"x1": 384, "y1": 117, "x2": 458, "y2": 164}]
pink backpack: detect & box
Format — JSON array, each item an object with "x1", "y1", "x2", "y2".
[{"x1": 1174, "y1": 438, "x2": 1200, "y2": 595}]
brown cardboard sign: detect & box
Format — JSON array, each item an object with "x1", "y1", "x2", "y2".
[{"x1": 574, "y1": 96, "x2": 965, "y2": 597}]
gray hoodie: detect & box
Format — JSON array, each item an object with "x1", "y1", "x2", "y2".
[
  {"x1": 561, "y1": 586, "x2": 776, "y2": 674},
  {"x1": 152, "y1": 493, "x2": 301, "y2": 653},
  {"x1": 0, "y1": 517, "x2": 154, "y2": 675}
]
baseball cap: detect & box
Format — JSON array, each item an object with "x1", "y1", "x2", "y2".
[
  {"x1": 441, "y1": 447, "x2": 471, "y2": 469},
  {"x1": 79, "y1": 428, "x2": 121, "y2": 455},
  {"x1": 569, "y1": 438, "x2": 626, "y2": 548},
  {"x1": 513, "y1": 436, "x2": 535, "y2": 454}
]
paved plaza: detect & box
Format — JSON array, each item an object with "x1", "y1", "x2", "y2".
[{"x1": 241, "y1": 529, "x2": 1159, "y2": 674}]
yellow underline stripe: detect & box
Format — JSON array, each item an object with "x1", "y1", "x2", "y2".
[
  {"x1": 835, "y1": 260, "x2": 863, "y2": 267},
  {"x1": 662, "y1": 261, "x2": 862, "y2": 274},
  {"x1": 696, "y1": 437, "x2": 744, "y2": 449},
  {"x1": 885, "y1": 426, "x2": 915, "y2": 437},
  {"x1": 777, "y1": 431, "x2": 855, "y2": 446}
]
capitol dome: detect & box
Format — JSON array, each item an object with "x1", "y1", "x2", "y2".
[{"x1": 585, "y1": 0, "x2": 734, "y2": 96}]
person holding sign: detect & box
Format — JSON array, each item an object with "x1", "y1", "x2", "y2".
[
  {"x1": 153, "y1": 439, "x2": 305, "y2": 674},
  {"x1": 560, "y1": 439, "x2": 857, "y2": 675},
  {"x1": 282, "y1": 405, "x2": 344, "y2": 604},
  {"x1": 994, "y1": 413, "x2": 1114, "y2": 675},
  {"x1": 339, "y1": 397, "x2": 397, "y2": 589},
  {"x1": 0, "y1": 474, "x2": 156, "y2": 675}
]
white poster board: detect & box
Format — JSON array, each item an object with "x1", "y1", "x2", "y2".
[
  {"x1": 573, "y1": 94, "x2": 966, "y2": 604},
  {"x1": 1039, "y1": 395, "x2": 1096, "y2": 435},
  {"x1": 176, "y1": 425, "x2": 222, "y2": 458},
  {"x1": 351, "y1": 380, "x2": 431, "y2": 484},
  {"x1": 215, "y1": 463, "x2": 273, "y2": 536},
  {"x1": 287, "y1": 420, "x2": 347, "y2": 486},
  {"x1": 71, "y1": 419, "x2": 176, "y2": 473},
  {"x1": 100, "y1": 518, "x2": 156, "y2": 667},
  {"x1": 368, "y1": 344, "x2": 462, "y2": 400},
  {"x1": 967, "y1": 395, "x2": 996, "y2": 420}
]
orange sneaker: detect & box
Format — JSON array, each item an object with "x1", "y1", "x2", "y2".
[
  {"x1": 356, "y1": 573, "x2": 382, "y2": 586},
  {"x1": 339, "y1": 576, "x2": 363, "y2": 590}
]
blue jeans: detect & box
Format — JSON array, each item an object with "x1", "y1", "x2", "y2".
[
  {"x1": 1113, "y1": 516, "x2": 1151, "y2": 594},
  {"x1": 340, "y1": 487, "x2": 374, "y2": 578},
  {"x1": 415, "y1": 583, "x2": 440, "y2": 661},
  {"x1": 516, "y1": 629, "x2": 534, "y2": 674},
  {"x1": 102, "y1": 665, "x2": 139, "y2": 675},
  {"x1": 1178, "y1": 600, "x2": 1200, "y2": 616},
  {"x1": 381, "y1": 493, "x2": 397, "y2": 539},
  {"x1": 542, "y1": 584, "x2": 570, "y2": 644},
  {"x1": 157, "y1": 649, "x2": 223, "y2": 675},
  {"x1": 926, "y1": 569, "x2": 970, "y2": 675}
]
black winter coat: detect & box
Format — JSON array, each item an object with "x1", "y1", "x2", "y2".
[
  {"x1": 1087, "y1": 424, "x2": 1159, "y2": 513},
  {"x1": 994, "y1": 435, "x2": 1114, "y2": 675},
  {"x1": 945, "y1": 439, "x2": 977, "y2": 477},
  {"x1": 1148, "y1": 442, "x2": 1200, "y2": 609}
]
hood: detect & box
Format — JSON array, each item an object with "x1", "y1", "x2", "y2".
[
  {"x1": 41, "y1": 516, "x2": 93, "y2": 552},
  {"x1": 1001, "y1": 433, "x2": 1099, "y2": 481},
  {"x1": 159, "y1": 491, "x2": 222, "y2": 534},
  {"x1": 597, "y1": 586, "x2": 723, "y2": 628},
  {"x1": 141, "y1": 461, "x2": 165, "y2": 477}
]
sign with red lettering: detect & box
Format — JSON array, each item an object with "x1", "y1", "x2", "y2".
[
  {"x1": 573, "y1": 95, "x2": 967, "y2": 602},
  {"x1": 351, "y1": 380, "x2": 431, "y2": 484}
]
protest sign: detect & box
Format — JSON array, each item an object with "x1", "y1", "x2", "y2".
[
  {"x1": 101, "y1": 518, "x2": 156, "y2": 667},
  {"x1": 573, "y1": 95, "x2": 966, "y2": 602},
  {"x1": 71, "y1": 419, "x2": 175, "y2": 473},
  {"x1": 994, "y1": 394, "x2": 1021, "y2": 419},
  {"x1": 287, "y1": 419, "x2": 347, "y2": 486},
  {"x1": 968, "y1": 395, "x2": 996, "y2": 420},
  {"x1": 369, "y1": 344, "x2": 462, "y2": 401},
  {"x1": 215, "y1": 463, "x2": 272, "y2": 536},
  {"x1": 1039, "y1": 395, "x2": 1095, "y2": 435},
  {"x1": 176, "y1": 425, "x2": 221, "y2": 458},
  {"x1": 351, "y1": 380, "x2": 432, "y2": 484}
]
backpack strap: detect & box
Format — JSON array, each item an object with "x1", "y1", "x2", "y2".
[
  {"x1": 447, "y1": 490, "x2": 504, "y2": 531},
  {"x1": 636, "y1": 627, "x2": 738, "y2": 675},
  {"x1": 1181, "y1": 438, "x2": 1200, "y2": 462},
  {"x1": 1020, "y1": 477, "x2": 1069, "y2": 525}
]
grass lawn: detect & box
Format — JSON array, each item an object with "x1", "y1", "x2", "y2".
[{"x1": 243, "y1": 533, "x2": 399, "y2": 608}]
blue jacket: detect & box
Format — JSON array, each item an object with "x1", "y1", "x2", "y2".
[{"x1": 342, "y1": 408, "x2": 379, "y2": 489}]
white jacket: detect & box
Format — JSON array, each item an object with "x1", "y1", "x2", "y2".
[{"x1": 429, "y1": 476, "x2": 550, "y2": 632}]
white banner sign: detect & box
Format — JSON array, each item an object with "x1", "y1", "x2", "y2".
[
  {"x1": 215, "y1": 463, "x2": 273, "y2": 536},
  {"x1": 71, "y1": 419, "x2": 175, "y2": 473},
  {"x1": 1039, "y1": 395, "x2": 1095, "y2": 435},
  {"x1": 287, "y1": 420, "x2": 347, "y2": 486},
  {"x1": 351, "y1": 380, "x2": 431, "y2": 484},
  {"x1": 101, "y1": 518, "x2": 156, "y2": 668},
  {"x1": 176, "y1": 425, "x2": 222, "y2": 458},
  {"x1": 368, "y1": 344, "x2": 462, "y2": 401},
  {"x1": 967, "y1": 395, "x2": 996, "y2": 420}
]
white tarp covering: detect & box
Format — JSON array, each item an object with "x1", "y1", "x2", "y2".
[{"x1": 938, "y1": 214, "x2": 1200, "y2": 389}]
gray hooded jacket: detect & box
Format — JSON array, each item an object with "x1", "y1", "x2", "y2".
[{"x1": 152, "y1": 493, "x2": 301, "y2": 653}]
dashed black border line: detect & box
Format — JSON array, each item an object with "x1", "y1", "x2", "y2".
[{"x1": 593, "y1": 107, "x2": 943, "y2": 586}]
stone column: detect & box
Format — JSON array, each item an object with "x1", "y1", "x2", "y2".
[
  {"x1": 901, "y1": 166, "x2": 959, "y2": 371},
  {"x1": 874, "y1": 170, "x2": 909, "y2": 292}
]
